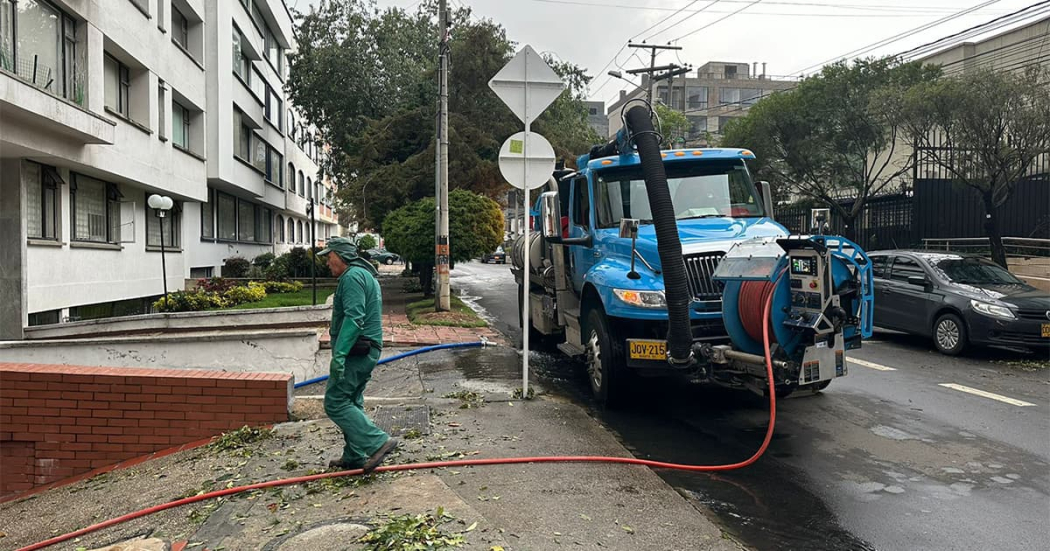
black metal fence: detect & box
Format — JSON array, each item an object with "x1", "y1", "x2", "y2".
[{"x1": 776, "y1": 177, "x2": 1048, "y2": 251}]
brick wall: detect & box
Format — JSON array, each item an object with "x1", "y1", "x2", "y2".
[{"x1": 0, "y1": 363, "x2": 292, "y2": 497}]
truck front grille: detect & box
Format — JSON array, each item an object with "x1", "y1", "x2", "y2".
[{"x1": 683, "y1": 252, "x2": 725, "y2": 302}]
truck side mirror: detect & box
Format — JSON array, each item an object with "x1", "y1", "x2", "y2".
[
  {"x1": 757, "y1": 181, "x2": 774, "y2": 220},
  {"x1": 619, "y1": 218, "x2": 639, "y2": 239},
  {"x1": 540, "y1": 191, "x2": 561, "y2": 239}
]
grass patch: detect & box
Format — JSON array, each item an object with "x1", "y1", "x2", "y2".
[
  {"x1": 406, "y1": 295, "x2": 486, "y2": 328},
  {"x1": 228, "y1": 288, "x2": 335, "y2": 310},
  {"x1": 995, "y1": 358, "x2": 1050, "y2": 371}
]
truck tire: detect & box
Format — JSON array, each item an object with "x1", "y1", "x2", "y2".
[{"x1": 584, "y1": 306, "x2": 630, "y2": 409}]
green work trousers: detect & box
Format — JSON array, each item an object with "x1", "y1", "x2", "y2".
[{"x1": 323, "y1": 348, "x2": 390, "y2": 466}]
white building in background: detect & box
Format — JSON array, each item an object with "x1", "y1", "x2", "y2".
[{"x1": 0, "y1": 0, "x2": 338, "y2": 339}]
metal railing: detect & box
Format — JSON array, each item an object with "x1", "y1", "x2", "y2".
[{"x1": 921, "y1": 237, "x2": 1050, "y2": 258}]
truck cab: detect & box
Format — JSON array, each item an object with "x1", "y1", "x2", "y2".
[{"x1": 513, "y1": 148, "x2": 788, "y2": 406}]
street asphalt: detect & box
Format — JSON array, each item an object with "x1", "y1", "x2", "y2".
[{"x1": 451, "y1": 261, "x2": 1050, "y2": 551}]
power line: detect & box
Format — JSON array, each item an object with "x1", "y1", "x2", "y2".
[
  {"x1": 791, "y1": 0, "x2": 1005, "y2": 76},
  {"x1": 523, "y1": 0, "x2": 995, "y2": 15},
  {"x1": 899, "y1": 1, "x2": 1050, "y2": 60},
  {"x1": 667, "y1": 0, "x2": 765, "y2": 43},
  {"x1": 643, "y1": 1, "x2": 724, "y2": 43},
  {"x1": 631, "y1": 0, "x2": 707, "y2": 42}
]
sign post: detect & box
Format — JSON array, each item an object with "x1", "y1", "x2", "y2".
[{"x1": 489, "y1": 45, "x2": 565, "y2": 399}]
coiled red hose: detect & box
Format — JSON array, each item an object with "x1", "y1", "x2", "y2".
[
  {"x1": 739, "y1": 280, "x2": 778, "y2": 344},
  {"x1": 19, "y1": 286, "x2": 781, "y2": 551}
]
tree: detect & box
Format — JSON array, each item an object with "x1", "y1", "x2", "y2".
[
  {"x1": 383, "y1": 190, "x2": 504, "y2": 294},
  {"x1": 898, "y1": 67, "x2": 1050, "y2": 267},
  {"x1": 356, "y1": 234, "x2": 378, "y2": 251},
  {"x1": 721, "y1": 57, "x2": 941, "y2": 240},
  {"x1": 654, "y1": 103, "x2": 690, "y2": 148}
]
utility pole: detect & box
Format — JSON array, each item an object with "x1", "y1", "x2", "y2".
[
  {"x1": 435, "y1": 0, "x2": 451, "y2": 311},
  {"x1": 627, "y1": 42, "x2": 681, "y2": 102}
]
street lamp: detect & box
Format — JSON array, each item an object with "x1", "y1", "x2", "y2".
[
  {"x1": 147, "y1": 194, "x2": 174, "y2": 298},
  {"x1": 306, "y1": 197, "x2": 317, "y2": 306},
  {"x1": 607, "y1": 70, "x2": 640, "y2": 88}
]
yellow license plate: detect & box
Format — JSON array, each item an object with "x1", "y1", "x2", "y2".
[
  {"x1": 629, "y1": 339, "x2": 666, "y2": 361},
  {"x1": 1043, "y1": 323, "x2": 1050, "y2": 338}
]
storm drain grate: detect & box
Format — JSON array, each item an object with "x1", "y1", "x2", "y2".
[{"x1": 370, "y1": 405, "x2": 431, "y2": 437}]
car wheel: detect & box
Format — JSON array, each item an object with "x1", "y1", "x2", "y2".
[
  {"x1": 584, "y1": 306, "x2": 630, "y2": 409},
  {"x1": 933, "y1": 313, "x2": 967, "y2": 355}
]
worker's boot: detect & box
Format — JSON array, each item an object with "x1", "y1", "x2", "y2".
[{"x1": 362, "y1": 438, "x2": 399, "y2": 473}]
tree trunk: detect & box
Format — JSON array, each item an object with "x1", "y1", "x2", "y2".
[
  {"x1": 419, "y1": 262, "x2": 435, "y2": 298},
  {"x1": 982, "y1": 192, "x2": 1008, "y2": 268},
  {"x1": 840, "y1": 214, "x2": 857, "y2": 242}
]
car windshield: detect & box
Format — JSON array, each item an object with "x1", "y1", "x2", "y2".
[
  {"x1": 935, "y1": 258, "x2": 1023, "y2": 285},
  {"x1": 593, "y1": 159, "x2": 762, "y2": 228}
]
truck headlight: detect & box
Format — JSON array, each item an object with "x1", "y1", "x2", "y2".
[
  {"x1": 613, "y1": 289, "x2": 666, "y2": 308},
  {"x1": 970, "y1": 300, "x2": 1015, "y2": 320}
]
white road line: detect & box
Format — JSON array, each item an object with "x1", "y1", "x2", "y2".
[
  {"x1": 938, "y1": 383, "x2": 1037, "y2": 407},
  {"x1": 849, "y1": 358, "x2": 897, "y2": 371}
]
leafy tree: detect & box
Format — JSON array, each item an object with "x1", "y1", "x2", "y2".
[
  {"x1": 898, "y1": 67, "x2": 1050, "y2": 267},
  {"x1": 654, "y1": 103, "x2": 690, "y2": 148},
  {"x1": 721, "y1": 57, "x2": 941, "y2": 239},
  {"x1": 384, "y1": 190, "x2": 503, "y2": 294},
  {"x1": 356, "y1": 234, "x2": 378, "y2": 251}
]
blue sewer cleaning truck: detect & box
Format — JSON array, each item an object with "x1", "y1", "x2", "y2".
[{"x1": 510, "y1": 103, "x2": 874, "y2": 408}]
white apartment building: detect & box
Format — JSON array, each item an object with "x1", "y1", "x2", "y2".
[{"x1": 0, "y1": 0, "x2": 339, "y2": 339}]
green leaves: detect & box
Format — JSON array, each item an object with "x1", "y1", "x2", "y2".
[
  {"x1": 358, "y1": 509, "x2": 468, "y2": 550},
  {"x1": 383, "y1": 190, "x2": 504, "y2": 267}
]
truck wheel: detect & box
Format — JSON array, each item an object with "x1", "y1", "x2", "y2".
[{"x1": 584, "y1": 307, "x2": 630, "y2": 409}]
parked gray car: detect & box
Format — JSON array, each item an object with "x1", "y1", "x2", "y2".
[{"x1": 869, "y1": 250, "x2": 1050, "y2": 355}]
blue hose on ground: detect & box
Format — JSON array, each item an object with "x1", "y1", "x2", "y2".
[{"x1": 293, "y1": 340, "x2": 490, "y2": 388}]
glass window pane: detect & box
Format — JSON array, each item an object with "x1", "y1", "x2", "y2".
[
  {"x1": 172, "y1": 103, "x2": 186, "y2": 147},
  {"x1": 232, "y1": 30, "x2": 244, "y2": 80},
  {"x1": 73, "y1": 174, "x2": 107, "y2": 242},
  {"x1": 16, "y1": 0, "x2": 61, "y2": 93},
  {"x1": 253, "y1": 135, "x2": 266, "y2": 172},
  {"x1": 201, "y1": 192, "x2": 214, "y2": 239},
  {"x1": 26, "y1": 162, "x2": 42, "y2": 238},
  {"x1": 104, "y1": 55, "x2": 118, "y2": 112},
  {"x1": 217, "y1": 192, "x2": 237, "y2": 240},
  {"x1": 0, "y1": 0, "x2": 13, "y2": 72},
  {"x1": 238, "y1": 200, "x2": 255, "y2": 241}
]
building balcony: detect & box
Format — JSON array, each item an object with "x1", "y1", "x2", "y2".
[{"x1": 0, "y1": 70, "x2": 115, "y2": 146}]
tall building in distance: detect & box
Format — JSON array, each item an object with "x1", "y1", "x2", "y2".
[
  {"x1": 0, "y1": 0, "x2": 339, "y2": 339},
  {"x1": 605, "y1": 61, "x2": 795, "y2": 143}
]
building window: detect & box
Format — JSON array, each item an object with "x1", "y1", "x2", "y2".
[
  {"x1": 201, "y1": 188, "x2": 214, "y2": 239},
  {"x1": 70, "y1": 173, "x2": 120, "y2": 243},
  {"x1": 104, "y1": 54, "x2": 131, "y2": 117},
  {"x1": 217, "y1": 191, "x2": 237, "y2": 240},
  {"x1": 238, "y1": 198, "x2": 255, "y2": 241},
  {"x1": 687, "y1": 116, "x2": 708, "y2": 139},
  {"x1": 297, "y1": 220, "x2": 303, "y2": 244},
  {"x1": 265, "y1": 85, "x2": 282, "y2": 130},
  {"x1": 287, "y1": 218, "x2": 295, "y2": 243},
  {"x1": 276, "y1": 214, "x2": 285, "y2": 243},
  {"x1": 288, "y1": 112, "x2": 296, "y2": 139},
  {"x1": 190, "y1": 267, "x2": 213, "y2": 279},
  {"x1": 252, "y1": 133, "x2": 267, "y2": 173},
  {"x1": 172, "y1": 6, "x2": 189, "y2": 50},
  {"x1": 146, "y1": 194, "x2": 181, "y2": 248},
  {"x1": 719, "y1": 87, "x2": 762, "y2": 106},
  {"x1": 256, "y1": 206, "x2": 272, "y2": 243},
  {"x1": 3, "y1": 0, "x2": 79, "y2": 102},
  {"x1": 307, "y1": 177, "x2": 313, "y2": 200},
  {"x1": 25, "y1": 161, "x2": 60, "y2": 240},
  {"x1": 686, "y1": 86, "x2": 708, "y2": 110},
  {"x1": 157, "y1": 82, "x2": 167, "y2": 139},
  {"x1": 250, "y1": 65, "x2": 266, "y2": 102},
  {"x1": 172, "y1": 100, "x2": 190, "y2": 149},
  {"x1": 297, "y1": 171, "x2": 304, "y2": 197},
  {"x1": 234, "y1": 110, "x2": 251, "y2": 161},
  {"x1": 265, "y1": 146, "x2": 282, "y2": 186},
  {"x1": 232, "y1": 28, "x2": 249, "y2": 82},
  {"x1": 287, "y1": 162, "x2": 295, "y2": 189}
]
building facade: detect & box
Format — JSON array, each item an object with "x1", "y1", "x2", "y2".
[
  {"x1": 582, "y1": 100, "x2": 607, "y2": 139},
  {"x1": 0, "y1": 0, "x2": 338, "y2": 339},
  {"x1": 605, "y1": 61, "x2": 795, "y2": 142}
]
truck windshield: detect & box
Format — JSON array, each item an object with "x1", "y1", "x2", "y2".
[{"x1": 593, "y1": 159, "x2": 762, "y2": 228}]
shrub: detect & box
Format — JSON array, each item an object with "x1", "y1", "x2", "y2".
[
  {"x1": 197, "y1": 277, "x2": 237, "y2": 294},
  {"x1": 223, "y1": 257, "x2": 251, "y2": 278},
  {"x1": 356, "y1": 234, "x2": 377, "y2": 251},
  {"x1": 265, "y1": 255, "x2": 292, "y2": 280},
  {"x1": 223, "y1": 282, "x2": 267, "y2": 306},
  {"x1": 253, "y1": 252, "x2": 276, "y2": 268},
  {"x1": 262, "y1": 280, "x2": 304, "y2": 294},
  {"x1": 153, "y1": 290, "x2": 227, "y2": 312}
]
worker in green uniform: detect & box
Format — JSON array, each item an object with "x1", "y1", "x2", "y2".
[{"x1": 317, "y1": 237, "x2": 398, "y2": 472}]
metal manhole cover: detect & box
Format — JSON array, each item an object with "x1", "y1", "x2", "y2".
[{"x1": 370, "y1": 405, "x2": 430, "y2": 437}]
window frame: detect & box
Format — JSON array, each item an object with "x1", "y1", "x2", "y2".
[
  {"x1": 69, "y1": 172, "x2": 121, "y2": 244},
  {"x1": 201, "y1": 187, "x2": 215, "y2": 240},
  {"x1": 3, "y1": 0, "x2": 79, "y2": 102},
  {"x1": 104, "y1": 53, "x2": 131, "y2": 118},
  {"x1": 145, "y1": 192, "x2": 182, "y2": 249},
  {"x1": 171, "y1": 5, "x2": 189, "y2": 50},
  {"x1": 889, "y1": 255, "x2": 927, "y2": 284},
  {"x1": 25, "y1": 161, "x2": 60, "y2": 241},
  {"x1": 172, "y1": 100, "x2": 191, "y2": 150}
]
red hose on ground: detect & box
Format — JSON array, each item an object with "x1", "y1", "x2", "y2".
[{"x1": 19, "y1": 285, "x2": 781, "y2": 551}]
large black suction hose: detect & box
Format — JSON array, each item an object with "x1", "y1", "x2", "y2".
[{"x1": 623, "y1": 105, "x2": 694, "y2": 365}]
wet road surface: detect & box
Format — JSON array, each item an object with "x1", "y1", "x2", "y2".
[{"x1": 451, "y1": 261, "x2": 1050, "y2": 551}]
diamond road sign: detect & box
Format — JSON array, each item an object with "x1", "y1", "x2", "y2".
[{"x1": 488, "y1": 45, "x2": 566, "y2": 129}]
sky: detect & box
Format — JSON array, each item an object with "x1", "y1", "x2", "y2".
[{"x1": 292, "y1": 0, "x2": 1046, "y2": 107}]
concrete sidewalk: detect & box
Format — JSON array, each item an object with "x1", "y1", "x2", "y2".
[{"x1": 0, "y1": 346, "x2": 743, "y2": 551}]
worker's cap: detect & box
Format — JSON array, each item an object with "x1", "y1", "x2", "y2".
[{"x1": 316, "y1": 236, "x2": 359, "y2": 259}]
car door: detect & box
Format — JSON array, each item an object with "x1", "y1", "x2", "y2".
[
  {"x1": 568, "y1": 175, "x2": 595, "y2": 292},
  {"x1": 885, "y1": 255, "x2": 935, "y2": 336},
  {"x1": 870, "y1": 254, "x2": 894, "y2": 328}
]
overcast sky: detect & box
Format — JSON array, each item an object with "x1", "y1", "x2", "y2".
[{"x1": 293, "y1": 0, "x2": 1044, "y2": 106}]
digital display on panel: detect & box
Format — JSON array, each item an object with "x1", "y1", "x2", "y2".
[{"x1": 791, "y1": 257, "x2": 816, "y2": 276}]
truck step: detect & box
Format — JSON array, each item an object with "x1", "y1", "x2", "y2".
[{"x1": 557, "y1": 342, "x2": 585, "y2": 357}]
